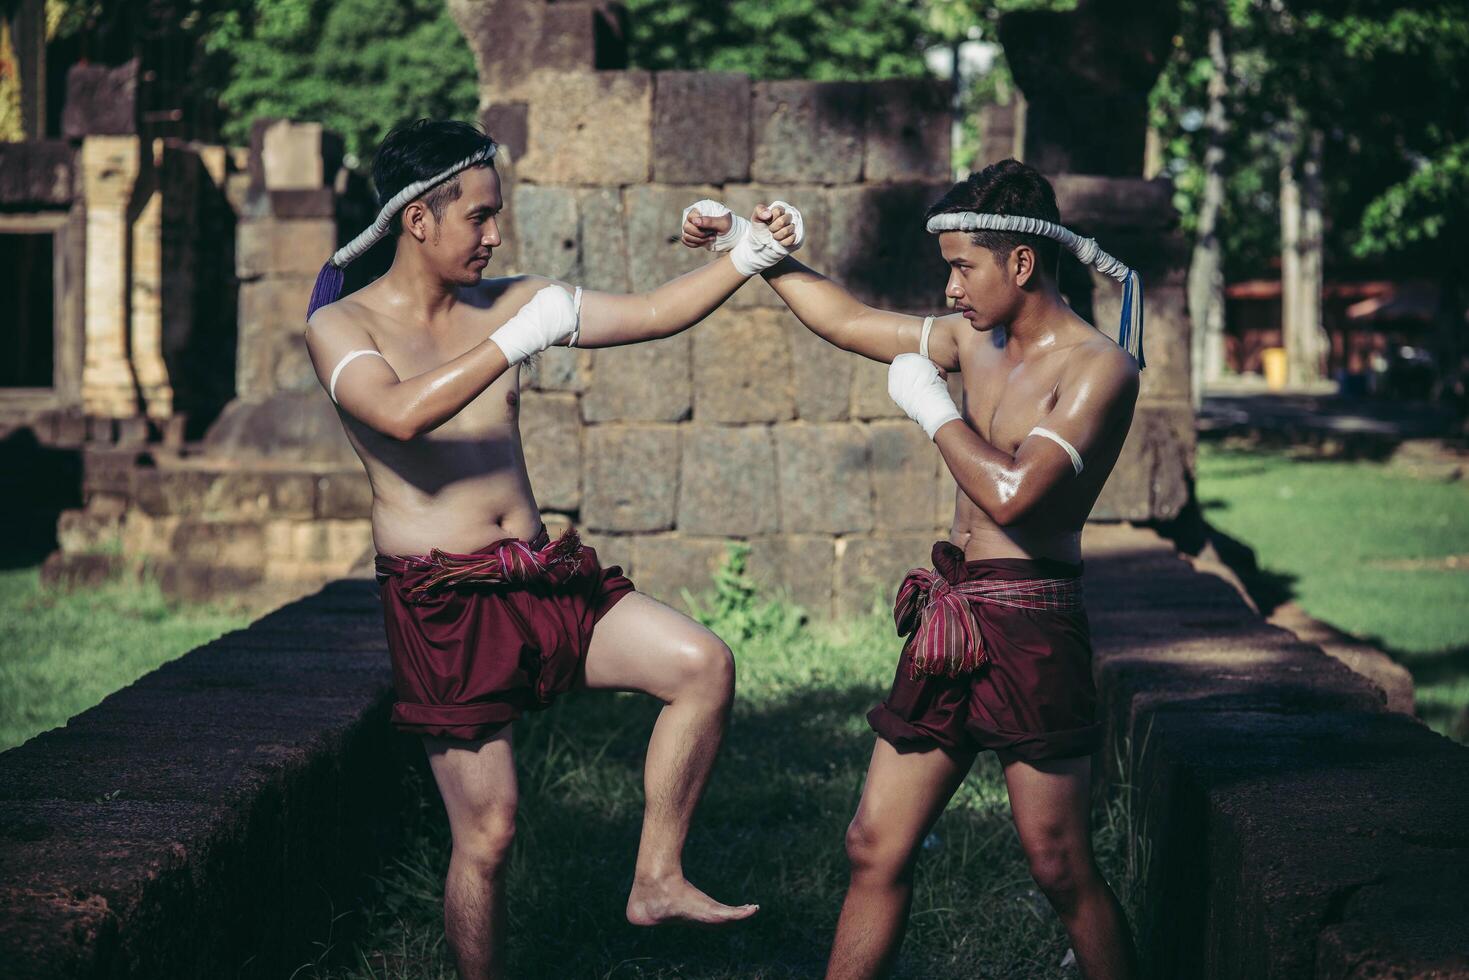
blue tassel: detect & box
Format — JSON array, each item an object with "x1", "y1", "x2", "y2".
[
  {"x1": 306, "y1": 260, "x2": 345, "y2": 320},
  {"x1": 1118, "y1": 270, "x2": 1146, "y2": 369}
]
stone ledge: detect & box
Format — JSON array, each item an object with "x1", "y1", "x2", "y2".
[
  {"x1": 1082, "y1": 524, "x2": 1469, "y2": 979},
  {"x1": 0, "y1": 580, "x2": 404, "y2": 980}
]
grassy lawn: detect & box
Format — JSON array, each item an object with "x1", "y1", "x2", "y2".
[
  {"x1": 1196, "y1": 442, "x2": 1469, "y2": 738},
  {"x1": 301, "y1": 555, "x2": 1141, "y2": 980},
  {"x1": 0, "y1": 566, "x2": 250, "y2": 752}
]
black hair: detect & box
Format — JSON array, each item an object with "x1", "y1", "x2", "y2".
[
  {"x1": 925, "y1": 159, "x2": 1062, "y2": 276},
  {"x1": 371, "y1": 119, "x2": 497, "y2": 235}
]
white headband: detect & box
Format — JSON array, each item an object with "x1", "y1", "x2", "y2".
[
  {"x1": 307, "y1": 142, "x2": 498, "y2": 318},
  {"x1": 333, "y1": 142, "x2": 498, "y2": 269},
  {"x1": 927, "y1": 211, "x2": 1145, "y2": 367}
]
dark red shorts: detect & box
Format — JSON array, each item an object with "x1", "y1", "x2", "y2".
[
  {"x1": 868, "y1": 542, "x2": 1101, "y2": 762},
  {"x1": 376, "y1": 530, "x2": 635, "y2": 742}
]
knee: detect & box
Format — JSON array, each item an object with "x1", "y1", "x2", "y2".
[
  {"x1": 670, "y1": 634, "x2": 735, "y2": 702},
  {"x1": 456, "y1": 807, "x2": 517, "y2": 874},
  {"x1": 844, "y1": 814, "x2": 911, "y2": 882},
  {"x1": 1025, "y1": 841, "x2": 1086, "y2": 910}
]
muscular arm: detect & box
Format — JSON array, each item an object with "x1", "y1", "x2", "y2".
[
  {"x1": 932, "y1": 349, "x2": 1139, "y2": 526},
  {"x1": 759, "y1": 257, "x2": 963, "y2": 369},
  {"x1": 305, "y1": 307, "x2": 512, "y2": 442},
  {"x1": 571, "y1": 254, "x2": 750, "y2": 349}
]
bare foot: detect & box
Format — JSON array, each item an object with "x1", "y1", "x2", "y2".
[{"x1": 626, "y1": 875, "x2": 759, "y2": 927}]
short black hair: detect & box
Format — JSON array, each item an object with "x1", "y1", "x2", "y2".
[
  {"x1": 371, "y1": 119, "x2": 497, "y2": 235},
  {"x1": 926, "y1": 159, "x2": 1061, "y2": 276}
]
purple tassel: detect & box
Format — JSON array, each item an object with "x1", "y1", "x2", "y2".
[{"x1": 306, "y1": 260, "x2": 345, "y2": 320}]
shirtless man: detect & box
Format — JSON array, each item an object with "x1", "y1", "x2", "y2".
[
  {"x1": 304, "y1": 119, "x2": 800, "y2": 979},
  {"x1": 682, "y1": 159, "x2": 1140, "y2": 979}
]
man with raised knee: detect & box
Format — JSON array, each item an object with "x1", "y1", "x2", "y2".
[
  {"x1": 305, "y1": 119, "x2": 801, "y2": 979},
  {"x1": 681, "y1": 159, "x2": 1140, "y2": 979}
]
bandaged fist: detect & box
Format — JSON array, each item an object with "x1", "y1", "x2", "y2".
[
  {"x1": 488, "y1": 284, "x2": 578, "y2": 367},
  {"x1": 888, "y1": 353, "x2": 962, "y2": 441},
  {"x1": 679, "y1": 199, "x2": 804, "y2": 276}
]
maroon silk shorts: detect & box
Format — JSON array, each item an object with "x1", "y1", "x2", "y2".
[
  {"x1": 376, "y1": 530, "x2": 635, "y2": 741},
  {"x1": 868, "y1": 542, "x2": 1101, "y2": 762}
]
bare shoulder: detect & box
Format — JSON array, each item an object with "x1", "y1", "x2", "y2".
[
  {"x1": 1064, "y1": 337, "x2": 1140, "y2": 402},
  {"x1": 305, "y1": 298, "x2": 375, "y2": 353}
]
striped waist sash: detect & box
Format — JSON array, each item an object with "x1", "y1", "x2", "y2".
[{"x1": 893, "y1": 567, "x2": 1085, "y2": 677}]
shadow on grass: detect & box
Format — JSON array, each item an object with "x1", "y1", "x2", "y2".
[{"x1": 309, "y1": 677, "x2": 1099, "y2": 980}]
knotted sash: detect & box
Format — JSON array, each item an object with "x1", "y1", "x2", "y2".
[
  {"x1": 376, "y1": 527, "x2": 586, "y2": 605},
  {"x1": 894, "y1": 565, "x2": 1085, "y2": 677}
]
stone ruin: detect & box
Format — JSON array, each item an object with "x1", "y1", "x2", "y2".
[{"x1": 29, "y1": 0, "x2": 1194, "y2": 616}]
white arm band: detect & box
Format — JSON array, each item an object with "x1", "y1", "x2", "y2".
[
  {"x1": 566, "y1": 286, "x2": 584, "y2": 348},
  {"x1": 329, "y1": 349, "x2": 386, "y2": 404},
  {"x1": 919, "y1": 316, "x2": 935, "y2": 358},
  {"x1": 1030, "y1": 426, "x2": 1084, "y2": 475}
]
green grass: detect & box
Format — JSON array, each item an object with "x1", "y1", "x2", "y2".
[
  {"x1": 0, "y1": 566, "x2": 250, "y2": 752},
  {"x1": 299, "y1": 552, "x2": 1141, "y2": 980},
  {"x1": 1196, "y1": 442, "x2": 1469, "y2": 737}
]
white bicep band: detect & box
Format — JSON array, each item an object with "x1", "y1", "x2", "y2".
[
  {"x1": 328, "y1": 349, "x2": 386, "y2": 404},
  {"x1": 1030, "y1": 426, "x2": 1084, "y2": 475},
  {"x1": 566, "y1": 286, "x2": 584, "y2": 348},
  {"x1": 919, "y1": 316, "x2": 935, "y2": 358}
]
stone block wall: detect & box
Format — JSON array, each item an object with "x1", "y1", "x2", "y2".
[
  {"x1": 477, "y1": 70, "x2": 969, "y2": 616},
  {"x1": 463, "y1": 68, "x2": 1194, "y2": 615}
]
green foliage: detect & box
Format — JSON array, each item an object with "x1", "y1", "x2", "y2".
[
  {"x1": 623, "y1": 0, "x2": 931, "y2": 80},
  {"x1": 202, "y1": 0, "x2": 478, "y2": 164},
  {"x1": 1355, "y1": 139, "x2": 1469, "y2": 259},
  {"x1": 683, "y1": 544, "x2": 807, "y2": 646}
]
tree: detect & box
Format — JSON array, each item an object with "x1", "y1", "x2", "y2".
[{"x1": 201, "y1": 0, "x2": 478, "y2": 165}]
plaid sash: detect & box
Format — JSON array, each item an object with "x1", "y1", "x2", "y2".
[
  {"x1": 894, "y1": 566, "x2": 1085, "y2": 677},
  {"x1": 376, "y1": 528, "x2": 586, "y2": 604}
]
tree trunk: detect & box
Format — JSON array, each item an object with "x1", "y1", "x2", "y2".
[
  {"x1": 1280, "y1": 124, "x2": 1327, "y2": 386},
  {"x1": 1188, "y1": 21, "x2": 1230, "y2": 405}
]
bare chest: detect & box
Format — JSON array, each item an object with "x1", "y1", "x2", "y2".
[{"x1": 959, "y1": 354, "x2": 1065, "y2": 453}]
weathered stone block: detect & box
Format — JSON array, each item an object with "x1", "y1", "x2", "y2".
[
  {"x1": 63, "y1": 60, "x2": 137, "y2": 138},
  {"x1": 935, "y1": 462, "x2": 958, "y2": 529},
  {"x1": 752, "y1": 81, "x2": 865, "y2": 184},
  {"x1": 826, "y1": 183, "x2": 951, "y2": 309},
  {"x1": 678, "y1": 425, "x2": 778, "y2": 536},
  {"x1": 260, "y1": 120, "x2": 343, "y2": 191},
  {"x1": 788, "y1": 313, "x2": 853, "y2": 421},
  {"x1": 237, "y1": 220, "x2": 337, "y2": 280},
  {"x1": 56, "y1": 509, "x2": 122, "y2": 554},
  {"x1": 583, "y1": 425, "x2": 679, "y2": 532},
  {"x1": 1052, "y1": 175, "x2": 1177, "y2": 232},
  {"x1": 869, "y1": 422, "x2": 941, "y2": 531},
  {"x1": 513, "y1": 184, "x2": 580, "y2": 281},
  {"x1": 1092, "y1": 402, "x2": 1195, "y2": 522},
  {"x1": 524, "y1": 346, "x2": 591, "y2": 392},
  {"x1": 721, "y1": 185, "x2": 831, "y2": 308},
  {"x1": 582, "y1": 335, "x2": 691, "y2": 422},
  {"x1": 577, "y1": 187, "x2": 629, "y2": 292},
  {"x1": 577, "y1": 529, "x2": 636, "y2": 577},
  {"x1": 752, "y1": 534, "x2": 838, "y2": 620},
  {"x1": 132, "y1": 468, "x2": 317, "y2": 520},
  {"x1": 850, "y1": 357, "x2": 905, "y2": 420},
  {"x1": 653, "y1": 72, "x2": 751, "y2": 184},
  {"x1": 273, "y1": 340, "x2": 318, "y2": 394},
  {"x1": 519, "y1": 71, "x2": 652, "y2": 185},
  {"x1": 863, "y1": 79, "x2": 952, "y2": 183},
  {"x1": 776, "y1": 425, "x2": 873, "y2": 534},
  {"x1": 630, "y1": 535, "x2": 737, "y2": 610},
  {"x1": 692, "y1": 309, "x2": 795, "y2": 423},
  {"x1": 520, "y1": 391, "x2": 582, "y2": 512},
  {"x1": 836, "y1": 534, "x2": 935, "y2": 620},
  {"x1": 623, "y1": 183, "x2": 720, "y2": 292},
  {"x1": 171, "y1": 520, "x2": 267, "y2": 565},
  {"x1": 481, "y1": 102, "x2": 529, "y2": 157},
  {"x1": 0, "y1": 140, "x2": 74, "y2": 206}
]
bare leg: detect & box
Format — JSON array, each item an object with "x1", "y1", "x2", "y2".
[
  {"x1": 825, "y1": 738, "x2": 975, "y2": 980},
  {"x1": 581, "y1": 591, "x2": 758, "y2": 926},
  {"x1": 424, "y1": 728, "x2": 519, "y2": 980},
  {"x1": 1002, "y1": 753, "x2": 1138, "y2": 980}
]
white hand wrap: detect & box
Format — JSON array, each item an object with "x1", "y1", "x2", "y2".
[
  {"x1": 730, "y1": 199, "x2": 803, "y2": 276},
  {"x1": 681, "y1": 200, "x2": 749, "y2": 252},
  {"x1": 488, "y1": 285, "x2": 578, "y2": 367},
  {"x1": 888, "y1": 353, "x2": 962, "y2": 441}
]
